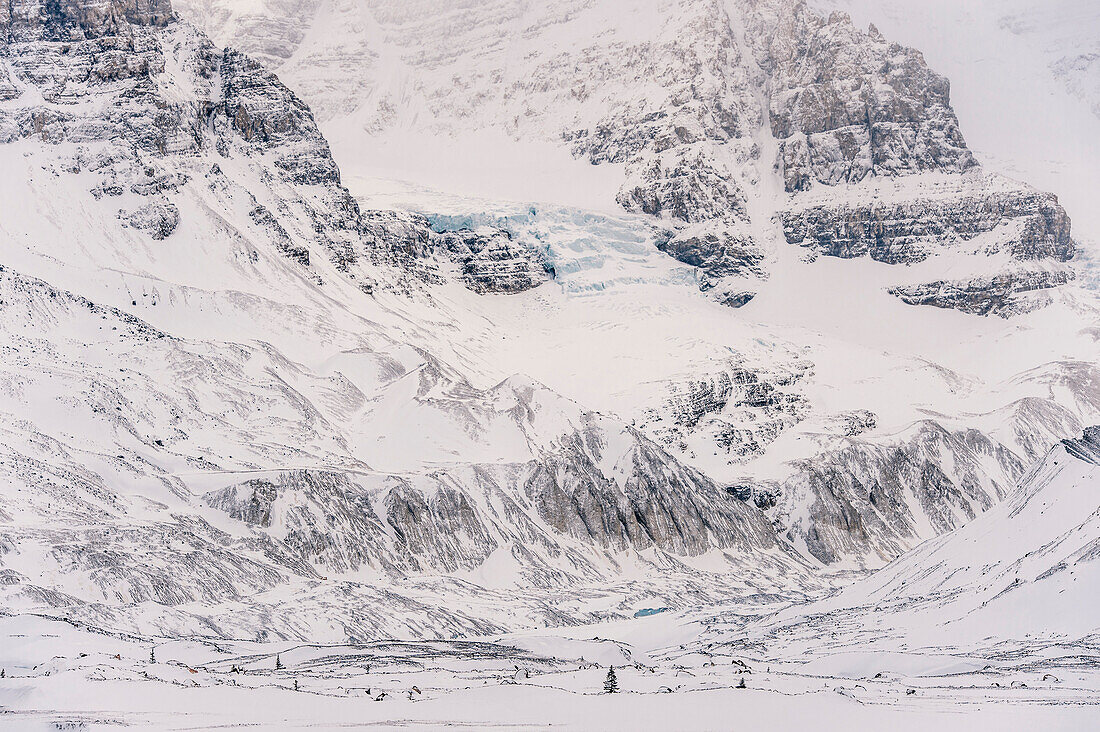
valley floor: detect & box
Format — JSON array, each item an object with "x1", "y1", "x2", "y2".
[{"x1": 2, "y1": 609, "x2": 1097, "y2": 731}]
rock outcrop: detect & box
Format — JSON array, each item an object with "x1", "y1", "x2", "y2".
[
  {"x1": 1, "y1": 0, "x2": 174, "y2": 42},
  {"x1": 889, "y1": 270, "x2": 1073, "y2": 317},
  {"x1": 780, "y1": 186, "x2": 1075, "y2": 264},
  {"x1": 125, "y1": 201, "x2": 180, "y2": 239},
  {"x1": 726, "y1": 480, "x2": 780, "y2": 510},
  {"x1": 744, "y1": 3, "x2": 976, "y2": 192},
  {"x1": 358, "y1": 212, "x2": 552, "y2": 295},
  {"x1": 655, "y1": 229, "x2": 766, "y2": 290},
  {"x1": 1062, "y1": 426, "x2": 1100, "y2": 465},
  {"x1": 434, "y1": 228, "x2": 553, "y2": 295},
  {"x1": 581, "y1": 1, "x2": 1076, "y2": 311},
  {"x1": 615, "y1": 144, "x2": 751, "y2": 224},
  {"x1": 719, "y1": 291, "x2": 756, "y2": 308},
  {"x1": 640, "y1": 360, "x2": 811, "y2": 463}
]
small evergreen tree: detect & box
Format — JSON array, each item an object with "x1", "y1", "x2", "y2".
[
  {"x1": 275, "y1": 654, "x2": 283, "y2": 670},
  {"x1": 737, "y1": 677, "x2": 746, "y2": 689},
  {"x1": 294, "y1": 679, "x2": 299, "y2": 691},
  {"x1": 603, "y1": 666, "x2": 619, "y2": 694},
  {"x1": 149, "y1": 647, "x2": 155, "y2": 664}
]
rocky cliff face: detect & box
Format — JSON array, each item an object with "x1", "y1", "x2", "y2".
[
  {"x1": 639, "y1": 359, "x2": 811, "y2": 463},
  {"x1": 780, "y1": 184, "x2": 1074, "y2": 264},
  {"x1": 2, "y1": 0, "x2": 173, "y2": 42},
  {"x1": 746, "y1": 4, "x2": 1076, "y2": 322},
  {"x1": 199, "y1": 418, "x2": 779, "y2": 582},
  {"x1": 0, "y1": 0, "x2": 378, "y2": 283},
  {"x1": 737, "y1": 4, "x2": 1077, "y2": 315},
  {"x1": 171, "y1": 0, "x2": 1079, "y2": 313},
  {"x1": 558, "y1": 0, "x2": 758, "y2": 227},
  {"x1": 767, "y1": 379, "x2": 1100, "y2": 565},
  {"x1": 889, "y1": 270, "x2": 1074, "y2": 317},
  {"x1": 655, "y1": 229, "x2": 766, "y2": 291},
  {"x1": 0, "y1": 0, "x2": 547, "y2": 297},
  {"x1": 524, "y1": 424, "x2": 776, "y2": 557},
  {"x1": 433, "y1": 228, "x2": 553, "y2": 295},
  {"x1": 744, "y1": 2, "x2": 976, "y2": 192}
]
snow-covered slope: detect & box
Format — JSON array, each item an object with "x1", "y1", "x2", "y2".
[
  {"x1": 2, "y1": 2, "x2": 1099, "y2": 727},
  {"x1": 1000, "y1": 0, "x2": 1100, "y2": 123},
  {"x1": 805, "y1": 426, "x2": 1100, "y2": 642},
  {"x1": 5, "y1": 431, "x2": 1095, "y2": 727},
  {"x1": 722, "y1": 425, "x2": 1100, "y2": 663},
  {"x1": 6, "y1": 610, "x2": 1099, "y2": 731}
]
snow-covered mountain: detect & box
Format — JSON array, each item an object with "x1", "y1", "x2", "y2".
[
  {"x1": 1, "y1": 0, "x2": 1098, "y2": 727},
  {"x1": 177, "y1": 1, "x2": 1079, "y2": 312},
  {"x1": 815, "y1": 0, "x2": 1100, "y2": 252},
  {"x1": 0, "y1": 0, "x2": 836, "y2": 641},
  {"x1": 630, "y1": 425, "x2": 1100, "y2": 723},
  {"x1": 0, "y1": 0, "x2": 1097, "y2": 649},
  {"x1": 167, "y1": 0, "x2": 1100, "y2": 565}
]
